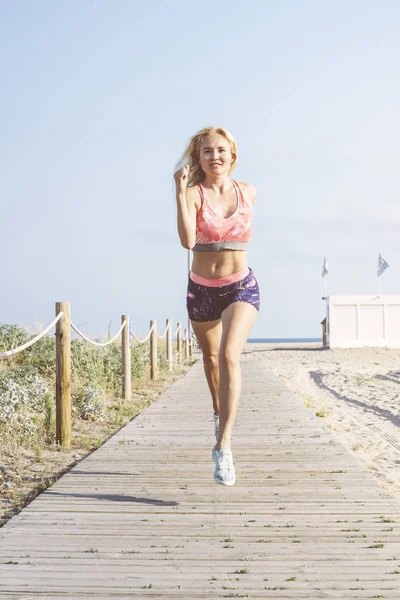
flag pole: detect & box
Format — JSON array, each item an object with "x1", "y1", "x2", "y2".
[
  {"x1": 322, "y1": 257, "x2": 328, "y2": 297},
  {"x1": 377, "y1": 254, "x2": 390, "y2": 297}
]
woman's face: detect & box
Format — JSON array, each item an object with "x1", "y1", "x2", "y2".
[{"x1": 199, "y1": 133, "x2": 233, "y2": 177}]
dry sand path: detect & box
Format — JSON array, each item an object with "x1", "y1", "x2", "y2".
[{"x1": 0, "y1": 354, "x2": 400, "y2": 598}]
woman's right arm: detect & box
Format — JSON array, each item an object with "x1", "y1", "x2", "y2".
[{"x1": 174, "y1": 166, "x2": 197, "y2": 249}]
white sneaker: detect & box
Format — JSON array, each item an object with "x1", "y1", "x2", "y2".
[
  {"x1": 212, "y1": 445, "x2": 236, "y2": 486},
  {"x1": 213, "y1": 413, "x2": 219, "y2": 441}
]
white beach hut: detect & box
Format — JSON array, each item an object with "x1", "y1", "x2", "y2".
[{"x1": 325, "y1": 295, "x2": 400, "y2": 348}]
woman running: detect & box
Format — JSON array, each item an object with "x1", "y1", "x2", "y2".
[{"x1": 174, "y1": 126, "x2": 260, "y2": 486}]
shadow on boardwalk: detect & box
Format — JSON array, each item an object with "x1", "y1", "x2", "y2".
[{"x1": 44, "y1": 491, "x2": 179, "y2": 506}]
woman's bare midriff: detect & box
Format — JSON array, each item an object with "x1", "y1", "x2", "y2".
[{"x1": 191, "y1": 250, "x2": 248, "y2": 279}]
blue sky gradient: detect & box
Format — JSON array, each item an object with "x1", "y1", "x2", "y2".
[{"x1": 2, "y1": 0, "x2": 399, "y2": 338}]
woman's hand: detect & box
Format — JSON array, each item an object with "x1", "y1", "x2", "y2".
[
  {"x1": 175, "y1": 164, "x2": 196, "y2": 248},
  {"x1": 174, "y1": 164, "x2": 190, "y2": 195}
]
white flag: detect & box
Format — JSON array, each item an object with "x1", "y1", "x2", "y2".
[
  {"x1": 377, "y1": 253, "x2": 390, "y2": 277},
  {"x1": 322, "y1": 257, "x2": 328, "y2": 277}
]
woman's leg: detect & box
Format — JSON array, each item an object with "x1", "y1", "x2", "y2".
[
  {"x1": 217, "y1": 302, "x2": 258, "y2": 451},
  {"x1": 190, "y1": 319, "x2": 222, "y2": 415}
]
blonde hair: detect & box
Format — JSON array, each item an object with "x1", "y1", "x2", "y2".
[{"x1": 175, "y1": 126, "x2": 238, "y2": 187}]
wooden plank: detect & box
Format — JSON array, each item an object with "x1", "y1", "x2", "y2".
[{"x1": 0, "y1": 356, "x2": 400, "y2": 599}]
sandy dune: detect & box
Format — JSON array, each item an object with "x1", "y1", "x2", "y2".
[{"x1": 244, "y1": 342, "x2": 400, "y2": 501}]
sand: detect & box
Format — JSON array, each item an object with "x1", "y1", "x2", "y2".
[{"x1": 244, "y1": 342, "x2": 400, "y2": 501}]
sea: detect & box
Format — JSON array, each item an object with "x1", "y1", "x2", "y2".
[{"x1": 248, "y1": 338, "x2": 321, "y2": 343}]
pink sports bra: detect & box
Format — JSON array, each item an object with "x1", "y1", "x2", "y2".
[{"x1": 192, "y1": 180, "x2": 252, "y2": 252}]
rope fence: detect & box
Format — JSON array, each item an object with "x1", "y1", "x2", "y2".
[
  {"x1": 156, "y1": 322, "x2": 169, "y2": 339},
  {"x1": 70, "y1": 319, "x2": 127, "y2": 347},
  {"x1": 130, "y1": 323, "x2": 155, "y2": 343},
  {"x1": 0, "y1": 312, "x2": 64, "y2": 358},
  {"x1": 0, "y1": 302, "x2": 196, "y2": 448}
]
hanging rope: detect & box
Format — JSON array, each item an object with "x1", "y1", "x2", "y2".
[
  {"x1": 70, "y1": 319, "x2": 126, "y2": 347},
  {"x1": 130, "y1": 322, "x2": 155, "y2": 344},
  {"x1": 0, "y1": 312, "x2": 64, "y2": 359},
  {"x1": 156, "y1": 321, "x2": 170, "y2": 339}
]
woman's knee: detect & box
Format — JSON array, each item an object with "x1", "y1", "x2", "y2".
[
  {"x1": 218, "y1": 350, "x2": 240, "y2": 370},
  {"x1": 203, "y1": 354, "x2": 219, "y2": 369}
]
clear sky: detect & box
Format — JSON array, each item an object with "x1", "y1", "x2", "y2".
[{"x1": 2, "y1": 0, "x2": 399, "y2": 339}]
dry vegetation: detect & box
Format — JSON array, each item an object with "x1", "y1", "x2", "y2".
[{"x1": 0, "y1": 324, "x2": 194, "y2": 527}]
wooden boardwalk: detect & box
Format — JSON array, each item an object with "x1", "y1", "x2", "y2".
[{"x1": 1, "y1": 351, "x2": 400, "y2": 599}]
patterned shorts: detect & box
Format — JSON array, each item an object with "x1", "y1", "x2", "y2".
[{"x1": 186, "y1": 267, "x2": 260, "y2": 323}]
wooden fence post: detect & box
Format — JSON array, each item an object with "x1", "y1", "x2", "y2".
[
  {"x1": 121, "y1": 314, "x2": 131, "y2": 400},
  {"x1": 166, "y1": 318, "x2": 172, "y2": 371},
  {"x1": 177, "y1": 322, "x2": 182, "y2": 363},
  {"x1": 189, "y1": 337, "x2": 193, "y2": 359},
  {"x1": 184, "y1": 328, "x2": 190, "y2": 362},
  {"x1": 150, "y1": 320, "x2": 157, "y2": 380},
  {"x1": 56, "y1": 302, "x2": 71, "y2": 448}
]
